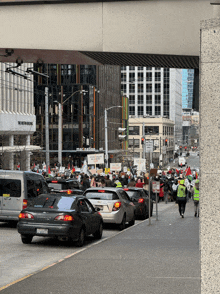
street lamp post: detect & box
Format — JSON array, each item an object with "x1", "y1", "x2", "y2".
[
  {"x1": 105, "y1": 106, "x2": 122, "y2": 169},
  {"x1": 55, "y1": 89, "x2": 88, "y2": 167}
]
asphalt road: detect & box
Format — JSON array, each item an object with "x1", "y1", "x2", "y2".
[{"x1": 0, "y1": 201, "x2": 199, "y2": 294}]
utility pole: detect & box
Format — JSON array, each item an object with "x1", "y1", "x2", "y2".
[
  {"x1": 45, "y1": 87, "x2": 50, "y2": 174},
  {"x1": 105, "y1": 108, "x2": 108, "y2": 169},
  {"x1": 142, "y1": 122, "x2": 145, "y2": 160}
]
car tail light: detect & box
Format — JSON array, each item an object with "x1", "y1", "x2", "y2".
[
  {"x1": 23, "y1": 199, "x2": 28, "y2": 209},
  {"x1": 54, "y1": 215, "x2": 74, "y2": 221},
  {"x1": 123, "y1": 188, "x2": 129, "y2": 191},
  {"x1": 98, "y1": 190, "x2": 105, "y2": 193},
  {"x1": 112, "y1": 201, "x2": 121, "y2": 211},
  {"x1": 138, "y1": 198, "x2": 144, "y2": 203},
  {"x1": 52, "y1": 180, "x2": 58, "y2": 183},
  {"x1": 19, "y1": 213, "x2": 34, "y2": 219},
  {"x1": 67, "y1": 190, "x2": 72, "y2": 195}
]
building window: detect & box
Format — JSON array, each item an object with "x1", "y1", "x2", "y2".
[
  {"x1": 138, "y1": 106, "x2": 143, "y2": 116},
  {"x1": 155, "y1": 72, "x2": 161, "y2": 81},
  {"x1": 121, "y1": 72, "x2": 126, "y2": 82},
  {"x1": 146, "y1": 95, "x2": 152, "y2": 104},
  {"x1": 138, "y1": 95, "x2": 143, "y2": 104},
  {"x1": 129, "y1": 95, "x2": 135, "y2": 104},
  {"x1": 145, "y1": 126, "x2": 159, "y2": 134},
  {"x1": 129, "y1": 66, "x2": 135, "y2": 70},
  {"x1": 129, "y1": 83, "x2": 135, "y2": 93},
  {"x1": 129, "y1": 106, "x2": 135, "y2": 115},
  {"x1": 146, "y1": 106, "x2": 152, "y2": 115},
  {"x1": 155, "y1": 95, "x2": 161, "y2": 104},
  {"x1": 129, "y1": 72, "x2": 135, "y2": 82},
  {"x1": 155, "y1": 83, "x2": 161, "y2": 93},
  {"x1": 138, "y1": 67, "x2": 143, "y2": 71},
  {"x1": 163, "y1": 126, "x2": 165, "y2": 136},
  {"x1": 129, "y1": 139, "x2": 140, "y2": 148},
  {"x1": 146, "y1": 67, "x2": 152, "y2": 70},
  {"x1": 129, "y1": 126, "x2": 139, "y2": 135},
  {"x1": 155, "y1": 67, "x2": 161, "y2": 70},
  {"x1": 155, "y1": 106, "x2": 161, "y2": 116},
  {"x1": 138, "y1": 84, "x2": 143, "y2": 93},
  {"x1": 121, "y1": 66, "x2": 126, "y2": 70},
  {"x1": 121, "y1": 84, "x2": 126, "y2": 94},
  {"x1": 138, "y1": 72, "x2": 144, "y2": 82},
  {"x1": 146, "y1": 72, "x2": 152, "y2": 82},
  {"x1": 146, "y1": 84, "x2": 152, "y2": 93}
]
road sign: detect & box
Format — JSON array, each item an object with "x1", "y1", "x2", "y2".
[{"x1": 152, "y1": 181, "x2": 160, "y2": 193}]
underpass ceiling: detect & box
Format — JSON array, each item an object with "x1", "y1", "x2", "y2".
[{"x1": 0, "y1": 48, "x2": 199, "y2": 69}]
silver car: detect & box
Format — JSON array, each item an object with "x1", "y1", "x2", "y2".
[{"x1": 83, "y1": 187, "x2": 135, "y2": 230}]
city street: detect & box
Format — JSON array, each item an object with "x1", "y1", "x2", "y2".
[
  {"x1": 0, "y1": 154, "x2": 199, "y2": 293},
  {"x1": 0, "y1": 202, "x2": 173, "y2": 290}
]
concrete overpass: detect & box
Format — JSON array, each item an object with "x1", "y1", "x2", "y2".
[
  {"x1": 1, "y1": 1, "x2": 220, "y2": 293},
  {"x1": 0, "y1": 0, "x2": 214, "y2": 68}
]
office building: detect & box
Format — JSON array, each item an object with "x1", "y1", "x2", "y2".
[
  {"x1": 0, "y1": 62, "x2": 39, "y2": 170},
  {"x1": 121, "y1": 66, "x2": 182, "y2": 146}
]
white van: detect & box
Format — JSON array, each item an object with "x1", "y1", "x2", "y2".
[
  {"x1": 0, "y1": 170, "x2": 49, "y2": 222},
  {"x1": 178, "y1": 156, "x2": 186, "y2": 167}
]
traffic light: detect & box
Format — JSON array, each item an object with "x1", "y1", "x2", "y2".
[
  {"x1": 184, "y1": 146, "x2": 187, "y2": 150},
  {"x1": 180, "y1": 146, "x2": 182, "y2": 149},
  {"x1": 165, "y1": 138, "x2": 168, "y2": 146},
  {"x1": 141, "y1": 137, "x2": 145, "y2": 144}
]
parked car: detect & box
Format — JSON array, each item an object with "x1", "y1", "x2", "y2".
[
  {"x1": 83, "y1": 187, "x2": 135, "y2": 230},
  {"x1": 123, "y1": 187, "x2": 153, "y2": 220},
  {"x1": 46, "y1": 178, "x2": 83, "y2": 195},
  {"x1": 17, "y1": 194, "x2": 103, "y2": 247},
  {"x1": 0, "y1": 170, "x2": 50, "y2": 222}
]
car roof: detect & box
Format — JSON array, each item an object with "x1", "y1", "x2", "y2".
[
  {"x1": 39, "y1": 193, "x2": 83, "y2": 199},
  {"x1": 85, "y1": 187, "x2": 124, "y2": 191}
]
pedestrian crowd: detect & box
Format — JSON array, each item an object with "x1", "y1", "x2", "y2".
[{"x1": 36, "y1": 165, "x2": 199, "y2": 219}]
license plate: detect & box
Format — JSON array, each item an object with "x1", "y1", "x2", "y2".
[{"x1": 36, "y1": 228, "x2": 48, "y2": 234}]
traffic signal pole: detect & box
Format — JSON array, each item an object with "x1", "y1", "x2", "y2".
[{"x1": 142, "y1": 122, "x2": 145, "y2": 160}]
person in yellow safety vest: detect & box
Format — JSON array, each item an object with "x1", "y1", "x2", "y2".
[
  {"x1": 177, "y1": 179, "x2": 187, "y2": 218},
  {"x1": 116, "y1": 180, "x2": 122, "y2": 188},
  {"x1": 193, "y1": 179, "x2": 199, "y2": 217}
]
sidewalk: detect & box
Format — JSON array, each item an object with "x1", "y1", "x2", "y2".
[{"x1": 1, "y1": 200, "x2": 200, "y2": 294}]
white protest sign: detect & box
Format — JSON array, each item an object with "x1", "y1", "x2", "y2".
[
  {"x1": 134, "y1": 158, "x2": 146, "y2": 172},
  {"x1": 110, "y1": 163, "x2": 122, "y2": 171},
  {"x1": 87, "y1": 153, "x2": 104, "y2": 165}
]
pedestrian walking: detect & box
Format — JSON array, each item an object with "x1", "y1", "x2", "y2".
[
  {"x1": 177, "y1": 179, "x2": 187, "y2": 218},
  {"x1": 192, "y1": 179, "x2": 199, "y2": 217}
]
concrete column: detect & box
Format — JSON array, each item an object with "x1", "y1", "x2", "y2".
[
  {"x1": 8, "y1": 135, "x2": 14, "y2": 170},
  {"x1": 200, "y1": 17, "x2": 220, "y2": 293},
  {"x1": 20, "y1": 135, "x2": 31, "y2": 171}
]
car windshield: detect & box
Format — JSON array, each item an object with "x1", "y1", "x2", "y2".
[
  {"x1": 48, "y1": 181, "x2": 79, "y2": 190},
  {"x1": 31, "y1": 196, "x2": 76, "y2": 210},
  {"x1": 85, "y1": 191, "x2": 119, "y2": 200},
  {"x1": 125, "y1": 191, "x2": 141, "y2": 199}
]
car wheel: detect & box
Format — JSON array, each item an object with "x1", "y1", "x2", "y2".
[
  {"x1": 119, "y1": 215, "x2": 126, "y2": 231},
  {"x1": 93, "y1": 222, "x2": 103, "y2": 239},
  {"x1": 128, "y1": 215, "x2": 135, "y2": 226},
  {"x1": 21, "y1": 235, "x2": 33, "y2": 244},
  {"x1": 76, "y1": 228, "x2": 85, "y2": 247}
]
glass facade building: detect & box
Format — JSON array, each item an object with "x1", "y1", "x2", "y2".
[{"x1": 182, "y1": 69, "x2": 194, "y2": 109}]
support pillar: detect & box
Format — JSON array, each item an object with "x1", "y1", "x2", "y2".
[
  {"x1": 20, "y1": 135, "x2": 31, "y2": 171},
  {"x1": 8, "y1": 135, "x2": 14, "y2": 170},
  {"x1": 200, "y1": 15, "x2": 220, "y2": 293}
]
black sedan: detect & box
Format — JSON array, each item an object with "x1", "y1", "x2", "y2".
[
  {"x1": 17, "y1": 194, "x2": 103, "y2": 247},
  {"x1": 123, "y1": 188, "x2": 153, "y2": 220}
]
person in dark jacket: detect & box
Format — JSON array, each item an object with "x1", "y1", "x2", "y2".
[
  {"x1": 82, "y1": 175, "x2": 90, "y2": 191},
  {"x1": 105, "y1": 175, "x2": 113, "y2": 187}
]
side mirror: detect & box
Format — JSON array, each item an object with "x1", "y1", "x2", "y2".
[{"x1": 95, "y1": 207, "x2": 100, "y2": 212}]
